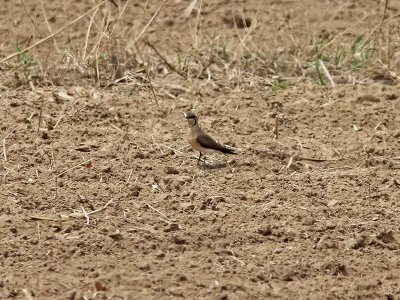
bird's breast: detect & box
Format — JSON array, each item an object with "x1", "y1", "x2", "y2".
[{"x1": 187, "y1": 128, "x2": 199, "y2": 151}]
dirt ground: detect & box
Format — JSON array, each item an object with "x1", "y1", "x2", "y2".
[{"x1": 1, "y1": 0, "x2": 400, "y2": 299}]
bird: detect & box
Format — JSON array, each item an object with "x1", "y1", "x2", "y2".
[{"x1": 184, "y1": 111, "x2": 237, "y2": 166}]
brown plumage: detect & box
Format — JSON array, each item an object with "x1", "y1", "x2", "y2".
[{"x1": 185, "y1": 111, "x2": 236, "y2": 165}]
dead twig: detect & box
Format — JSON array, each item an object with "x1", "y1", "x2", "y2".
[
  {"x1": 99, "y1": 0, "x2": 130, "y2": 54},
  {"x1": 129, "y1": 0, "x2": 168, "y2": 48},
  {"x1": 40, "y1": 0, "x2": 61, "y2": 52},
  {"x1": 319, "y1": 59, "x2": 335, "y2": 87},
  {"x1": 29, "y1": 215, "x2": 64, "y2": 221},
  {"x1": 53, "y1": 115, "x2": 63, "y2": 129},
  {"x1": 86, "y1": 199, "x2": 113, "y2": 216},
  {"x1": 126, "y1": 169, "x2": 133, "y2": 183},
  {"x1": 2, "y1": 127, "x2": 16, "y2": 162},
  {"x1": 286, "y1": 156, "x2": 293, "y2": 169},
  {"x1": 151, "y1": 135, "x2": 165, "y2": 154},
  {"x1": 380, "y1": 0, "x2": 390, "y2": 28},
  {"x1": 146, "y1": 203, "x2": 172, "y2": 224},
  {"x1": 81, "y1": 205, "x2": 90, "y2": 225},
  {"x1": 37, "y1": 96, "x2": 45, "y2": 133},
  {"x1": 21, "y1": 0, "x2": 44, "y2": 37},
  {"x1": 145, "y1": 40, "x2": 188, "y2": 79},
  {"x1": 0, "y1": 0, "x2": 108, "y2": 64},
  {"x1": 82, "y1": 7, "x2": 99, "y2": 62},
  {"x1": 297, "y1": 156, "x2": 342, "y2": 162},
  {"x1": 62, "y1": 199, "x2": 113, "y2": 220},
  {"x1": 46, "y1": 159, "x2": 93, "y2": 182},
  {"x1": 135, "y1": 43, "x2": 159, "y2": 109},
  {"x1": 22, "y1": 289, "x2": 34, "y2": 300},
  {"x1": 2, "y1": 137, "x2": 6, "y2": 162},
  {"x1": 29, "y1": 200, "x2": 113, "y2": 222}
]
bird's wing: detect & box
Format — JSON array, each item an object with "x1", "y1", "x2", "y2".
[{"x1": 196, "y1": 133, "x2": 226, "y2": 152}]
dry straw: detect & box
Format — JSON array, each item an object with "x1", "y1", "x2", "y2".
[{"x1": 0, "y1": 0, "x2": 108, "y2": 64}]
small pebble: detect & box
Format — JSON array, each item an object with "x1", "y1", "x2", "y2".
[
  {"x1": 109, "y1": 229, "x2": 122, "y2": 241},
  {"x1": 165, "y1": 166, "x2": 179, "y2": 175},
  {"x1": 164, "y1": 223, "x2": 179, "y2": 232},
  {"x1": 155, "y1": 250, "x2": 165, "y2": 259},
  {"x1": 100, "y1": 165, "x2": 112, "y2": 173},
  {"x1": 137, "y1": 262, "x2": 150, "y2": 271},
  {"x1": 302, "y1": 216, "x2": 315, "y2": 226}
]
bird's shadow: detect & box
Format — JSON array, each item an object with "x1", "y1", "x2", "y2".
[
  {"x1": 202, "y1": 161, "x2": 227, "y2": 170},
  {"x1": 190, "y1": 157, "x2": 228, "y2": 170}
]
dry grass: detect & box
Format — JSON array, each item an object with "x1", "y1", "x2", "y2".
[{"x1": 0, "y1": 0, "x2": 398, "y2": 101}]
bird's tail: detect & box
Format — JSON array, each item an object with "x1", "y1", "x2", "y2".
[{"x1": 221, "y1": 145, "x2": 238, "y2": 154}]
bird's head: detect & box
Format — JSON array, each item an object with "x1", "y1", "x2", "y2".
[{"x1": 184, "y1": 111, "x2": 198, "y2": 127}]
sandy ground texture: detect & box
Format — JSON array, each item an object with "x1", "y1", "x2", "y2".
[{"x1": 1, "y1": 0, "x2": 400, "y2": 299}]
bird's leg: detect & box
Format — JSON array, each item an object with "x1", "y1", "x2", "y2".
[
  {"x1": 197, "y1": 152, "x2": 202, "y2": 165},
  {"x1": 225, "y1": 155, "x2": 232, "y2": 171}
]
